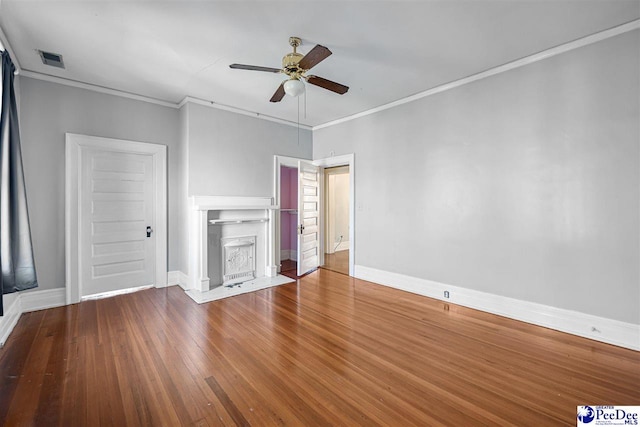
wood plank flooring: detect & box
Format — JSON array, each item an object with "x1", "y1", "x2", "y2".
[
  {"x1": 321, "y1": 250, "x2": 349, "y2": 275},
  {"x1": 1, "y1": 269, "x2": 638, "y2": 426},
  {"x1": 280, "y1": 259, "x2": 297, "y2": 280}
]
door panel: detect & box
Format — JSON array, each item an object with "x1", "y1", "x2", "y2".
[
  {"x1": 80, "y1": 149, "x2": 155, "y2": 297},
  {"x1": 297, "y1": 161, "x2": 320, "y2": 276}
]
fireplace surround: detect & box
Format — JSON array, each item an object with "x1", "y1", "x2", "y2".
[{"x1": 188, "y1": 196, "x2": 278, "y2": 293}]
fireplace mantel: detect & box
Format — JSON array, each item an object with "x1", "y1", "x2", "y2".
[{"x1": 189, "y1": 196, "x2": 279, "y2": 292}]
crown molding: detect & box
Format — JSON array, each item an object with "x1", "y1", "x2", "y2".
[
  {"x1": 19, "y1": 70, "x2": 177, "y2": 108},
  {"x1": 313, "y1": 19, "x2": 640, "y2": 131},
  {"x1": 7, "y1": 19, "x2": 638, "y2": 131},
  {"x1": 13, "y1": 70, "x2": 313, "y2": 131},
  {"x1": 178, "y1": 96, "x2": 313, "y2": 131}
]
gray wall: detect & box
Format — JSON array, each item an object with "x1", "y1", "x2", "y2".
[
  {"x1": 16, "y1": 80, "x2": 312, "y2": 288},
  {"x1": 179, "y1": 103, "x2": 190, "y2": 278},
  {"x1": 313, "y1": 31, "x2": 639, "y2": 324},
  {"x1": 186, "y1": 102, "x2": 312, "y2": 197},
  {"x1": 19, "y1": 77, "x2": 181, "y2": 291}
]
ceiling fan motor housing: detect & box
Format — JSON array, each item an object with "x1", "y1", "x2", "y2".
[
  {"x1": 229, "y1": 36, "x2": 348, "y2": 102},
  {"x1": 282, "y1": 52, "x2": 303, "y2": 75}
]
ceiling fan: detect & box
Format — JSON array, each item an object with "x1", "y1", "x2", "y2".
[{"x1": 229, "y1": 37, "x2": 349, "y2": 103}]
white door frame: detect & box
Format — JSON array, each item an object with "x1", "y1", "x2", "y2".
[
  {"x1": 314, "y1": 154, "x2": 355, "y2": 277},
  {"x1": 323, "y1": 166, "x2": 349, "y2": 255},
  {"x1": 274, "y1": 154, "x2": 355, "y2": 277},
  {"x1": 273, "y1": 155, "x2": 305, "y2": 272},
  {"x1": 65, "y1": 133, "x2": 168, "y2": 304}
]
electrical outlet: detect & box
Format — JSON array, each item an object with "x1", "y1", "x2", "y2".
[{"x1": 444, "y1": 291, "x2": 450, "y2": 299}]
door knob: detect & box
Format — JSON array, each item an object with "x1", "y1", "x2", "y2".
[{"x1": 146, "y1": 226, "x2": 153, "y2": 237}]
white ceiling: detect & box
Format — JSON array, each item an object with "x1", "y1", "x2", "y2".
[{"x1": 0, "y1": 1, "x2": 638, "y2": 127}]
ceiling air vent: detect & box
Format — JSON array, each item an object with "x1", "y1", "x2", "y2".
[{"x1": 38, "y1": 50, "x2": 65, "y2": 69}]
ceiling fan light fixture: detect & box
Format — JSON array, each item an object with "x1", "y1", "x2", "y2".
[
  {"x1": 230, "y1": 37, "x2": 348, "y2": 102},
  {"x1": 283, "y1": 78, "x2": 305, "y2": 97}
]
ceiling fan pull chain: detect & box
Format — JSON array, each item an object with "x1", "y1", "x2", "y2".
[{"x1": 297, "y1": 96, "x2": 300, "y2": 146}]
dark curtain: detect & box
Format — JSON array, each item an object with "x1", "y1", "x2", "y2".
[{"x1": 0, "y1": 51, "x2": 38, "y2": 316}]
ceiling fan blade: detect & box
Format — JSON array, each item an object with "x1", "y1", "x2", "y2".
[
  {"x1": 306, "y1": 75, "x2": 349, "y2": 95},
  {"x1": 298, "y1": 45, "x2": 332, "y2": 70},
  {"x1": 270, "y1": 82, "x2": 286, "y2": 102},
  {"x1": 229, "y1": 64, "x2": 282, "y2": 73}
]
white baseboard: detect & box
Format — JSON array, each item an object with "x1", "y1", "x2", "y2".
[
  {"x1": 167, "y1": 271, "x2": 180, "y2": 286},
  {"x1": 335, "y1": 241, "x2": 349, "y2": 252},
  {"x1": 354, "y1": 265, "x2": 640, "y2": 351},
  {"x1": 168, "y1": 270, "x2": 191, "y2": 290},
  {"x1": 0, "y1": 295, "x2": 22, "y2": 347},
  {"x1": 280, "y1": 249, "x2": 298, "y2": 261},
  {"x1": 0, "y1": 288, "x2": 66, "y2": 347},
  {"x1": 1, "y1": 269, "x2": 183, "y2": 346},
  {"x1": 21, "y1": 288, "x2": 66, "y2": 313},
  {"x1": 265, "y1": 265, "x2": 278, "y2": 278},
  {"x1": 178, "y1": 271, "x2": 190, "y2": 291}
]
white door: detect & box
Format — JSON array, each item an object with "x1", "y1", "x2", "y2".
[
  {"x1": 297, "y1": 160, "x2": 320, "y2": 276},
  {"x1": 80, "y1": 148, "x2": 155, "y2": 297}
]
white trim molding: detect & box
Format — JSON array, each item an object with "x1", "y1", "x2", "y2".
[
  {"x1": 188, "y1": 196, "x2": 278, "y2": 293},
  {"x1": 0, "y1": 288, "x2": 66, "y2": 346},
  {"x1": 20, "y1": 70, "x2": 175, "y2": 107},
  {"x1": 179, "y1": 97, "x2": 313, "y2": 130},
  {"x1": 334, "y1": 241, "x2": 349, "y2": 252},
  {"x1": 355, "y1": 265, "x2": 640, "y2": 351},
  {"x1": 0, "y1": 296, "x2": 21, "y2": 347},
  {"x1": 167, "y1": 271, "x2": 180, "y2": 287},
  {"x1": 313, "y1": 19, "x2": 640, "y2": 131},
  {"x1": 313, "y1": 154, "x2": 356, "y2": 276},
  {"x1": 280, "y1": 249, "x2": 298, "y2": 262},
  {"x1": 168, "y1": 270, "x2": 190, "y2": 290},
  {"x1": 21, "y1": 289, "x2": 66, "y2": 312},
  {"x1": 10, "y1": 20, "x2": 638, "y2": 130},
  {"x1": 178, "y1": 271, "x2": 190, "y2": 291},
  {"x1": 65, "y1": 133, "x2": 168, "y2": 304}
]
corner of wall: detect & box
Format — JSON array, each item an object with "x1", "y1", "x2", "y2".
[
  {"x1": 179, "y1": 102, "x2": 190, "y2": 277},
  {"x1": 0, "y1": 288, "x2": 66, "y2": 346},
  {"x1": 0, "y1": 296, "x2": 22, "y2": 347}
]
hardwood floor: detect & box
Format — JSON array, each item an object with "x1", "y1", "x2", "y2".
[
  {"x1": 280, "y1": 259, "x2": 296, "y2": 273},
  {"x1": 321, "y1": 250, "x2": 349, "y2": 275},
  {"x1": 279, "y1": 259, "x2": 297, "y2": 279},
  {"x1": 1, "y1": 269, "x2": 638, "y2": 426}
]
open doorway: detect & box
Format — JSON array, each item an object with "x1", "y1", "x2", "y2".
[
  {"x1": 322, "y1": 166, "x2": 350, "y2": 275},
  {"x1": 274, "y1": 154, "x2": 354, "y2": 278},
  {"x1": 279, "y1": 165, "x2": 298, "y2": 275}
]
